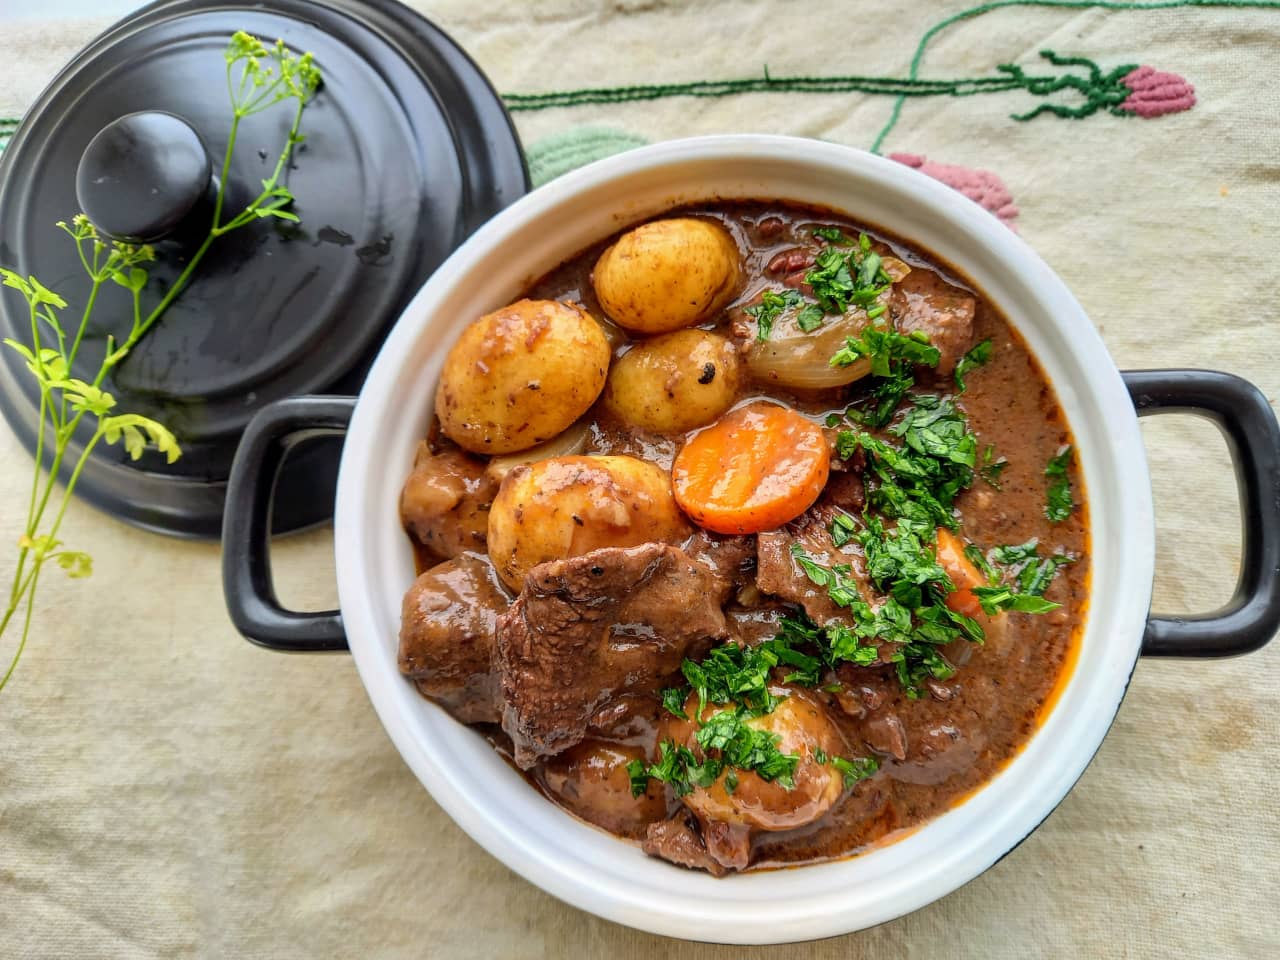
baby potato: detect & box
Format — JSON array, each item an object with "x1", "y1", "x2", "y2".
[
  {"x1": 435, "y1": 299, "x2": 610, "y2": 455},
  {"x1": 602, "y1": 330, "x2": 742, "y2": 434},
  {"x1": 542, "y1": 740, "x2": 667, "y2": 837},
  {"x1": 592, "y1": 218, "x2": 742, "y2": 334},
  {"x1": 487, "y1": 454, "x2": 691, "y2": 591},
  {"x1": 660, "y1": 687, "x2": 847, "y2": 832}
]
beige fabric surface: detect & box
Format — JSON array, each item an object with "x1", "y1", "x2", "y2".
[{"x1": 2, "y1": 2, "x2": 1278, "y2": 957}]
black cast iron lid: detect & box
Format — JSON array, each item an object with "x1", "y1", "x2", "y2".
[{"x1": 0, "y1": 0, "x2": 528, "y2": 537}]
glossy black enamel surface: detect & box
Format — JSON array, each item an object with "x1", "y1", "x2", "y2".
[
  {"x1": 76, "y1": 111, "x2": 213, "y2": 243},
  {"x1": 222, "y1": 395, "x2": 352, "y2": 651},
  {"x1": 1125, "y1": 369, "x2": 1280, "y2": 657},
  {"x1": 0, "y1": 0, "x2": 528, "y2": 538}
]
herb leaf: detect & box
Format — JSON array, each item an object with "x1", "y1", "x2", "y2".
[
  {"x1": 795, "y1": 302, "x2": 825, "y2": 332},
  {"x1": 971, "y1": 586, "x2": 1061, "y2": 616},
  {"x1": 830, "y1": 325, "x2": 940, "y2": 376},
  {"x1": 812, "y1": 226, "x2": 851, "y2": 244},
  {"x1": 831, "y1": 755, "x2": 879, "y2": 787},
  {"x1": 1044, "y1": 445, "x2": 1074, "y2": 522},
  {"x1": 954, "y1": 338, "x2": 993, "y2": 393},
  {"x1": 745, "y1": 288, "x2": 802, "y2": 342}
]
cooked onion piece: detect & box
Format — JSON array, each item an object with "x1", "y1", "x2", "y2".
[
  {"x1": 746, "y1": 307, "x2": 875, "y2": 390},
  {"x1": 484, "y1": 421, "x2": 589, "y2": 485}
]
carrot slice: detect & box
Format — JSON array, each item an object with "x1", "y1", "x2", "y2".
[
  {"x1": 672, "y1": 402, "x2": 830, "y2": 535},
  {"x1": 935, "y1": 527, "x2": 985, "y2": 619}
]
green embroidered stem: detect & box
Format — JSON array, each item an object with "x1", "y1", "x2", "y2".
[
  {"x1": 505, "y1": 73, "x2": 1024, "y2": 111},
  {"x1": 869, "y1": 0, "x2": 1280, "y2": 152}
]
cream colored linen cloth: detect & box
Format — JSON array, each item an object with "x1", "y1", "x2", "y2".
[{"x1": 1, "y1": 2, "x2": 1277, "y2": 957}]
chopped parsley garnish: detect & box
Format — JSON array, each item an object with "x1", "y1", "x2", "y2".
[
  {"x1": 789, "y1": 539, "x2": 980, "y2": 700},
  {"x1": 812, "y1": 226, "x2": 851, "y2": 244},
  {"x1": 815, "y1": 748, "x2": 880, "y2": 786},
  {"x1": 745, "y1": 288, "x2": 802, "y2": 342},
  {"x1": 1044, "y1": 445, "x2": 1074, "y2": 522},
  {"x1": 804, "y1": 233, "x2": 892, "y2": 314},
  {"x1": 967, "y1": 537, "x2": 1075, "y2": 602},
  {"x1": 1019, "y1": 553, "x2": 1074, "y2": 595},
  {"x1": 795, "y1": 302, "x2": 825, "y2": 332},
  {"x1": 630, "y1": 634, "x2": 873, "y2": 798},
  {"x1": 830, "y1": 755, "x2": 879, "y2": 787},
  {"x1": 829, "y1": 510, "x2": 858, "y2": 547},
  {"x1": 970, "y1": 586, "x2": 1060, "y2": 615},
  {"x1": 829, "y1": 324, "x2": 939, "y2": 375},
  {"x1": 953, "y1": 338, "x2": 993, "y2": 393},
  {"x1": 990, "y1": 539, "x2": 1040, "y2": 565},
  {"x1": 837, "y1": 396, "x2": 977, "y2": 532},
  {"x1": 979, "y1": 444, "x2": 1008, "y2": 489}
]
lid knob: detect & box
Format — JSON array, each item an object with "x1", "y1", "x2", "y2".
[{"x1": 75, "y1": 111, "x2": 213, "y2": 244}]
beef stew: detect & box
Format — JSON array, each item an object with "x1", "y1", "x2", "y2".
[{"x1": 396, "y1": 202, "x2": 1089, "y2": 875}]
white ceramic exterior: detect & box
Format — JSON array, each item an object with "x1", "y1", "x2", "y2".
[{"x1": 333, "y1": 136, "x2": 1154, "y2": 944}]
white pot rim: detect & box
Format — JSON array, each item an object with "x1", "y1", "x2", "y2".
[{"x1": 333, "y1": 135, "x2": 1154, "y2": 944}]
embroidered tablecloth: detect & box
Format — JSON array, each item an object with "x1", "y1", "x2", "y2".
[{"x1": 1, "y1": 2, "x2": 1277, "y2": 956}]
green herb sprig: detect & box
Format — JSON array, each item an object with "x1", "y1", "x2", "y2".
[{"x1": 0, "y1": 32, "x2": 321, "y2": 695}]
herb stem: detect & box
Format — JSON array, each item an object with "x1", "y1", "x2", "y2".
[
  {"x1": 43, "y1": 432, "x2": 104, "y2": 549},
  {"x1": 211, "y1": 112, "x2": 240, "y2": 230},
  {"x1": 0, "y1": 565, "x2": 41, "y2": 695}
]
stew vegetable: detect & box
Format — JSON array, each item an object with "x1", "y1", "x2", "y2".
[{"x1": 396, "y1": 203, "x2": 1088, "y2": 875}]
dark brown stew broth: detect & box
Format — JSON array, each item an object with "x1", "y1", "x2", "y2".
[{"x1": 402, "y1": 201, "x2": 1088, "y2": 871}]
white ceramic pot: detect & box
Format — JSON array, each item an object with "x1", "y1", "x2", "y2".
[{"x1": 222, "y1": 136, "x2": 1280, "y2": 944}]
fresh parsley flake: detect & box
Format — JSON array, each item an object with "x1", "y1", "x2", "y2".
[
  {"x1": 1044, "y1": 445, "x2": 1074, "y2": 522},
  {"x1": 830, "y1": 324, "x2": 940, "y2": 376},
  {"x1": 829, "y1": 511, "x2": 858, "y2": 547},
  {"x1": 660, "y1": 685, "x2": 690, "y2": 719},
  {"x1": 831, "y1": 755, "x2": 879, "y2": 787},
  {"x1": 745, "y1": 288, "x2": 802, "y2": 342},
  {"x1": 953, "y1": 338, "x2": 994, "y2": 393},
  {"x1": 796, "y1": 302, "x2": 825, "y2": 332},
  {"x1": 812, "y1": 226, "x2": 851, "y2": 244},
  {"x1": 804, "y1": 234, "x2": 891, "y2": 314},
  {"x1": 979, "y1": 444, "x2": 1007, "y2": 490},
  {"x1": 971, "y1": 586, "x2": 1061, "y2": 616}
]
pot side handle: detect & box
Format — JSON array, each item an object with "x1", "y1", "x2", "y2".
[
  {"x1": 1124, "y1": 369, "x2": 1280, "y2": 657},
  {"x1": 221, "y1": 396, "x2": 354, "y2": 652}
]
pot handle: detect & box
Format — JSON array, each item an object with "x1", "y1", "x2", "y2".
[
  {"x1": 221, "y1": 396, "x2": 355, "y2": 652},
  {"x1": 1124, "y1": 369, "x2": 1280, "y2": 657}
]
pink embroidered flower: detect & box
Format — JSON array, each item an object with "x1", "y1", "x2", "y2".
[
  {"x1": 889, "y1": 153, "x2": 1019, "y2": 229},
  {"x1": 1117, "y1": 65, "x2": 1196, "y2": 118}
]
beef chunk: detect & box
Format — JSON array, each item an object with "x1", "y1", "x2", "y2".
[
  {"x1": 756, "y1": 503, "x2": 871, "y2": 626},
  {"x1": 824, "y1": 470, "x2": 865, "y2": 513},
  {"x1": 495, "y1": 543, "x2": 728, "y2": 767},
  {"x1": 643, "y1": 816, "x2": 730, "y2": 877},
  {"x1": 864, "y1": 713, "x2": 908, "y2": 761},
  {"x1": 725, "y1": 605, "x2": 790, "y2": 648},
  {"x1": 684, "y1": 529, "x2": 755, "y2": 603},
  {"x1": 890, "y1": 269, "x2": 976, "y2": 376},
  {"x1": 400, "y1": 444, "x2": 497, "y2": 562},
  {"x1": 399, "y1": 554, "x2": 508, "y2": 724}
]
